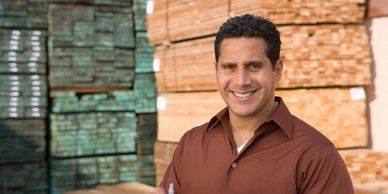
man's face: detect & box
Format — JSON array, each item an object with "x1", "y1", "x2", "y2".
[{"x1": 216, "y1": 37, "x2": 282, "y2": 119}]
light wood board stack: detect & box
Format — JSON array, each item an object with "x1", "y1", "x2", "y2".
[
  {"x1": 340, "y1": 149, "x2": 388, "y2": 193},
  {"x1": 154, "y1": 24, "x2": 371, "y2": 92},
  {"x1": 157, "y1": 88, "x2": 368, "y2": 149},
  {"x1": 154, "y1": 141, "x2": 177, "y2": 185},
  {"x1": 147, "y1": 0, "x2": 375, "y2": 188},
  {"x1": 147, "y1": 0, "x2": 365, "y2": 44}
]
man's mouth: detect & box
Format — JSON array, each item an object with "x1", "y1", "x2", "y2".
[{"x1": 232, "y1": 90, "x2": 256, "y2": 98}]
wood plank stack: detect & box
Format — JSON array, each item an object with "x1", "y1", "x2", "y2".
[
  {"x1": 154, "y1": 24, "x2": 371, "y2": 92},
  {"x1": 0, "y1": 0, "x2": 48, "y2": 28},
  {"x1": 65, "y1": 182, "x2": 155, "y2": 194},
  {"x1": 154, "y1": 141, "x2": 177, "y2": 185},
  {"x1": 147, "y1": 0, "x2": 376, "y2": 188},
  {"x1": 48, "y1": 3, "x2": 135, "y2": 87},
  {"x1": 147, "y1": 0, "x2": 366, "y2": 44},
  {"x1": 51, "y1": 155, "x2": 137, "y2": 194},
  {"x1": 47, "y1": 0, "x2": 158, "y2": 191},
  {"x1": 0, "y1": 29, "x2": 48, "y2": 194},
  {"x1": 340, "y1": 149, "x2": 388, "y2": 193}
]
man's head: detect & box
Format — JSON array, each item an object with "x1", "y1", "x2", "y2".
[
  {"x1": 214, "y1": 14, "x2": 283, "y2": 121},
  {"x1": 214, "y1": 14, "x2": 281, "y2": 69}
]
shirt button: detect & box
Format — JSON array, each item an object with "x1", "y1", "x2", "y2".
[{"x1": 231, "y1": 162, "x2": 237, "y2": 168}]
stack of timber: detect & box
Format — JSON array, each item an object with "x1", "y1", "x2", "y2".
[
  {"x1": 340, "y1": 149, "x2": 388, "y2": 193},
  {"x1": 50, "y1": 111, "x2": 137, "y2": 157},
  {"x1": 0, "y1": 29, "x2": 48, "y2": 194},
  {"x1": 51, "y1": 155, "x2": 137, "y2": 194},
  {"x1": 134, "y1": 0, "x2": 157, "y2": 186},
  {"x1": 48, "y1": 3, "x2": 135, "y2": 87},
  {"x1": 154, "y1": 141, "x2": 177, "y2": 185},
  {"x1": 157, "y1": 88, "x2": 368, "y2": 149},
  {"x1": 147, "y1": 0, "x2": 373, "y2": 188},
  {"x1": 65, "y1": 182, "x2": 155, "y2": 194},
  {"x1": 0, "y1": 0, "x2": 48, "y2": 28},
  {"x1": 0, "y1": 162, "x2": 48, "y2": 193},
  {"x1": 154, "y1": 24, "x2": 371, "y2": 92},
  {"x1": 146, "y1": 0, "x2": 365, "y2": 44}
]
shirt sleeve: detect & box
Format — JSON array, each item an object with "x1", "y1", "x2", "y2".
[{"x1": 298, "y1": 145, "x2": 354, "y2": 194}]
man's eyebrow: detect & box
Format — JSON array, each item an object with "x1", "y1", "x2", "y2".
[{"x1": 243, "y1": 60, "x2": 264, "y2": 66}]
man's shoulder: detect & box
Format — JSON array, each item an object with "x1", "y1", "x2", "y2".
[
  {"x1": 291, "y1": 115, "x2": 335, "y2": 150},
  {"x1": 180, "y1": 122, "x2": 210, "y2": 142}
]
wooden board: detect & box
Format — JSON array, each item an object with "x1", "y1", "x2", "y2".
[
  {"x1": 146, "y1": 0, "x2": 366, "y2": 44},
  {"x1": 157, "y1": 87, "x2": 368, "y2": 149},
  {"x1": 154, "y1": 24, "x2": 371, "y2": 92},
  {"x1": 339, "y1": 149, "x2": 388, "y2": 184},
  {"x1": 231, "y1": 0, "x2": 365, "y2": 24},
  {"x1": 65, "y1": 182, "x2": 155, "y2": 194},
  {"x1": 154, "y1": 141, "x2": 178, "y2": 186}
]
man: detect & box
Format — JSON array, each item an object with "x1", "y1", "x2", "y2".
[{"x1": 151, "y1": 14, "x2": 354, "y2": 194}]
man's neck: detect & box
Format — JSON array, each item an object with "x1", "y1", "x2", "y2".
[{"x1": 229, "y1": 101, "x2": 276, "y2": 134}]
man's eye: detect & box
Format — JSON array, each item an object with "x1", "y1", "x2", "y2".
[
  {"x1": 222, "y1": 65, "x2": 235, "y2": 71},
  {"x1": 248, "y1": 64, "x2": 260, "y2": 71}
]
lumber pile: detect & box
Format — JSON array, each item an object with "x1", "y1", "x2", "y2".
[
  {"x1": 65, "y1": 182, "x2": 155, "y2": 194},
  {"x1": 154, "y1": 24, "x2": 371, "y2": 92},
  {"x1": 146, "y1": 0, "x2": 366, "y2": 44},
  {"x1": 154, "y1": 141, "x2": 178, "y2": 185},
  {"x1": 48, "y1": 4, "x2": 135, "y2": 87},
  {"x1": 51, "y1": 155, "x2": 137, "y2": 194},
  {"x1": 0, "y1": 29, "x2": 48, "y2": 193},
  {"x1": 340, "y1": 149, "x2": 388, "y2": 184},
  {"x1": 157, "y1": 88, "x2": 368, "y2": 149},
  {"x1": 0, "y1": 0, "x2": 48, "y2": 28}
]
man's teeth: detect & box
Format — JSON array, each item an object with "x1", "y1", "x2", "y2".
[{"x1": 233, "y1": 91, "x2": 253, "y2": 98}]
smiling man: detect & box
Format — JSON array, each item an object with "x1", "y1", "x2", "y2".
[{"x1": 151, "y1": 14, "x2": 354, "y2": 194}]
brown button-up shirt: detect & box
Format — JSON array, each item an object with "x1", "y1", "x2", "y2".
[{"x1": 160, "y1": 97, "x2": 354, "y2": 194}]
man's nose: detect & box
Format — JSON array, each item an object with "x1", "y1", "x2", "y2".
[{"x1": 235, "y1": 69, "x2": 251, "y2": 86}]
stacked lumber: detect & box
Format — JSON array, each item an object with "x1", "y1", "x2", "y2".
[
  {"x1": 0, "y1": 162, "x2": 48, "y2": 193},
  {"x1": 135, "y1": 32, "x2": 155, "y2": 73},
  {"x1": 50, "y1": 112, "x2": 137, "y2": 157},
  {"x1": 51, "y1": 155, "x2": 137, "y2": 194},
  {"x1": 230, "y1": 0, "x2": 365, "y2": 25},
  {"x1": 0, "y1": 29, "x2": 48, "y2": 193},
  {"x1": 154, "y1": 24, "x2": 371, "y2": 92},
  {"x1": 146, "y1": 0, "x2": 365, "y2": 44},
  {"x1": 154, "y1": 141, "x2": 178, "y2": 185},
  {"x1": 65, "y1": 182, "x2": 155, "y2": 194},
  {"x1": 340, "y1": 149, "x2": 388, "y2": 183},
  {"x1": 48, "y1": 4, "x2": 135, "y2": 87},
  {"x1": 156, "y1": 88, "x2": 368, "y2": 149},
  {"x1": 0, "y1": 0, "x2": 48, "y2": 28}
]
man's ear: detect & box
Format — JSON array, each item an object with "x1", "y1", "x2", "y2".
[{"x1": 274, "y1": 59, "x2": 283, "y2": 82}]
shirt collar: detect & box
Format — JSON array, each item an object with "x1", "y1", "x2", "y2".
[{"x1": 206, "y1": 96, "x2": 294, "y2": 139}]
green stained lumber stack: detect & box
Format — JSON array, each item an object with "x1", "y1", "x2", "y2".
[
  {"x1": 134, "y1": 73, "x2": 156, "y2": 113},
  {"x1": 0, "y1": 29, "x2": 47, "y2": 74},
  {"x1": 0, "y1": 119, "x2": 46, "y2": 163},
  {"x1": 135, "y1": 31, "x2": 154, "y2": 73},
  {"x1": 0, "y1": 0, "x2": 48, "y2": 28},
  {"x1": 136, "y1": 113, "x2": 156, "y2": 155},
  {"x1": 50, "y1": 154, "x2": 137, "y2": 194},
  {"x1": 51, "y1": 90, "x2": 137, "y2": 112},
  {"x1": 48, "y1": 4, "x2": 135, "y2": 87},
  {"x1": 0, "y1": 161, "x2": 48, "y2": 194},
  {"x1": 137, "y1": 155, "x2": 156, "y2": 186},
  {"x1": 49, "y1": 0, "x2": 131, "y2": 6},
  {"x1": 133, "y1": 0, "x2": 147, "y2": 32},
  {"x1": 50, "y1": 112, "x2": 137, "y2": 157},
  {"x1": 0, "y1": 75, "x2": 48, "y2": 118}
]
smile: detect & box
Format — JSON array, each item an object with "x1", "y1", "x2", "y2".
[{"x1": 232, "y1": 90, "x2": 256, "y2": 98}]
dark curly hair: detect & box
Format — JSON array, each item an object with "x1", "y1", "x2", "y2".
[{"x1": 214, "y1": 14, "x2": 281, "y2": 68}]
